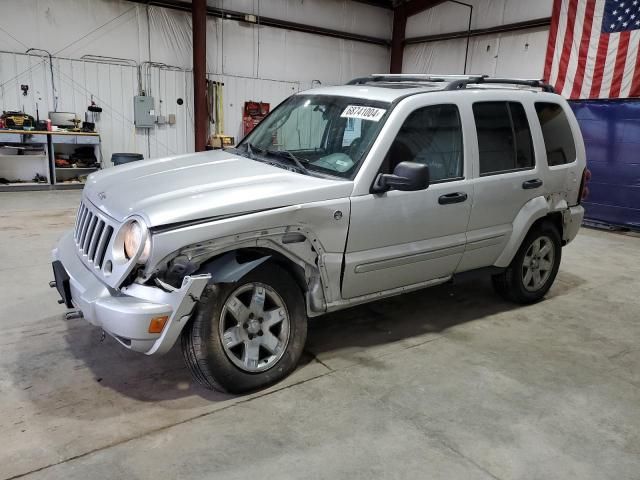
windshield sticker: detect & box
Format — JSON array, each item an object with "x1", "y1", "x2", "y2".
[{"x1": 340, "y1": 105, "x2": 387, "y2": 122}]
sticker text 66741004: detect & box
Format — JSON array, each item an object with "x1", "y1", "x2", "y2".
[{"x1": 340, "y1": 105, "x2": 387, "y2": 122}]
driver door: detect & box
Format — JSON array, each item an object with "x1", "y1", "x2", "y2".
[{"x1": 341, "y1": 103, "x2": 473, "y2": 299}]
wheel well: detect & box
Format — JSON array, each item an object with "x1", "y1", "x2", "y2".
[
  {"x1": 531, "y1": 212, "x2": 564, "y2": 244},
  {"x1": 216, "y1": 247, "x2": 308, "y2": 293}
]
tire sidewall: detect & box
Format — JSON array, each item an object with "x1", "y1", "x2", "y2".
[
  {"x1": 509, "y1": 222, "x2": 562, "y2": 303},
  {"x1": 188, "y1": 264, "x2": 307, "y2": 393}
]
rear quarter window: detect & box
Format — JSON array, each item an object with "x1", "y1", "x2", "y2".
[
  {"x1": 534, "y1": 102, "x2": 577, "y2": 166},
  {"x1": 472, "y1": 101, "x2": 535, "y2": 176}
]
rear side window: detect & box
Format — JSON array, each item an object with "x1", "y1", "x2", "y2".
[
  {"x1": 535, "y1": 102, "x2": 577, "y2": 166},
  {"x1": 473, "y1": 102, "x2": 535, "y2": 175}
]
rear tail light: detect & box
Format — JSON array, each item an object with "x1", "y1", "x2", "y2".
[{"x1": 578, "y1": 168, "x2": 591, "y2": 203}]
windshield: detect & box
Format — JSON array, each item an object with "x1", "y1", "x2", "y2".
[{"x1": 238, "y1": 94, "x2": 391, "y2": 178}]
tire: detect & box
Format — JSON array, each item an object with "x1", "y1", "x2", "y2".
[
  {"x1": 492, "y1": 221, "x2": 562, "y2": 304},
  {"x1": 181, "y1": 263, "x2": 307, "y2": 393}
]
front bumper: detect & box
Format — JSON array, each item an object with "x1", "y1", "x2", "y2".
[{"x1": 52, "y1": 231, "x2": 209, "y2": 354}]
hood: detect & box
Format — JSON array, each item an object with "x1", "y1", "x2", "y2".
[{"x1": 83, "y1": 150, "x2": 353, "y2": 227}]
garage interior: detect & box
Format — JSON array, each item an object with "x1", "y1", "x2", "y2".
[{"x1": 1, "y1": 1, "x2": 639, "y2": 479}]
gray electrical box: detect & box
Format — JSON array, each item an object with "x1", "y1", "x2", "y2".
[{"x1": 134, "y1": 95, "x2": 155, "y2": 128}]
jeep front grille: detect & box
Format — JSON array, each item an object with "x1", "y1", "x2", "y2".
[{"x1": 74, "y1": 200, "x2": 116, "y2": 269}]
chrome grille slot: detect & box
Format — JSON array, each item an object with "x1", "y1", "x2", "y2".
[
  {"x1": 79, "y1": 210, "x2": 93, "y2": 247},
  {"x1": 73, "y1": 199, "x2": 119, "y2": 271},
  {"x1": 74, "y1": 203, "x2": 85, "y2": 241},
  {"x1": 75, "y1": 204, "x2": 89, "y2": 242},
  {"x1": 87, "y1": 220, "x2": 104, "y2": 259},
  {"x1": 83, "y1": 215, "x2": 98, "y2": 254},
  {"x1": 95, "y1": 225, "x2": 113, "y2": 268}
]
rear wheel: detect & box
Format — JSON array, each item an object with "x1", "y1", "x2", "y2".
[
  {"x1": 182, "y1": 264, "x2": 307, "y2": 393},
  {"x1": 492, "y1": 221, "x2": 561, "y2": 304}
]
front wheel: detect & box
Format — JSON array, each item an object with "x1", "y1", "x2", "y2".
[
  {"x1": 492, "y1": 221, "x2": 562, "y2": 304},
  {"x1": 182, "y1": 263, "x2": 307, "y2": 393}
]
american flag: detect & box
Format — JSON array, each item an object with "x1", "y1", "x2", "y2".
[{"x1": 544, "y1": 0, "x2": 640, "y2": 99}]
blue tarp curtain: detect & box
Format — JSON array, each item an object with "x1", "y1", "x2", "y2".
[{"x1": 570, "y1": 100, "x2": 640, "y2": 230}]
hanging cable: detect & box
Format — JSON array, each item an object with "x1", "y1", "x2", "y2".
[
  {"x1": 52, "y1": 6, "x2": 137, "y2": 57},
  {"x1": 0, "y1": 24, "x2": 28, "y2": 49},
  {"x1": 1, "y1": 6, "x2": 137, "y2": 102}
]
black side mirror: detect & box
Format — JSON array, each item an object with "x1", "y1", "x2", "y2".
[{"x1": 373, "y1": 161, "x2": 430, "y2": 193}]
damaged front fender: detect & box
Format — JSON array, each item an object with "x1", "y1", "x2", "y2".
[
  {"x1": 150, "y1": 225, "x2": 334, "y2": 316},
  {"x1": 198, "y1": 252, "x2": 271, "y2": 284},
  {"x1": 141, "y1": 198, "x2": 351, "y2": 316}
]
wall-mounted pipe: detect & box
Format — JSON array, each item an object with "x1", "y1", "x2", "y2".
[
  {"x1": 25, "y1": 48, "x2": 57, "y2": 111},
  {"x1": 80, "y1": 55, "x2": 138, "y2": 67}
]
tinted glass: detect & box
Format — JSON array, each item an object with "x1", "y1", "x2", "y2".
[
  {"x1": 473, "y1": 102, "x2": 535, "y2": 175},
  {"x1": 240, "y1": 95, "x2": 390, "y2": 178},
  {"x1": 535, "y1": 102, "x2": 577, "y2": 166},
  {"x1": 383, "y1": 104, "x2": 463, "y2": 182},
  {"x1": 342, "y1": 118, "x2": 362, "y2": 147}
]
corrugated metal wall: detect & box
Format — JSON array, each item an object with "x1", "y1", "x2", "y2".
[
  {"x1": 402, "y1": 0, "x2": 552, "y2": 77},
  {"x1": 403, "y1": 28, "x2": 549, "y2": 78},
  {"x1": 0, "y1": 51, "x2": 302, "y2": 165},
  {"x1": 0, "y1": 0, "x2": 390, "y2": 165}
]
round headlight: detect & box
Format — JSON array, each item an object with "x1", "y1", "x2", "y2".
[
  {"x1": 123, "y1": 221, "x2": 142, "y2": 259},
  {"x1": 123, "y1": 220, "x2": 151, "y2": 263}
]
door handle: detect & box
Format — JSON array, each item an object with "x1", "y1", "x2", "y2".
[
  {"x1": 522, "y1": 178, "x2": 543, "y2": 189},
  {"x1": 438, "y1": 192, "x2": 468, "y2": 205}
]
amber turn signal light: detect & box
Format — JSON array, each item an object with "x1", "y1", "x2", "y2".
[{"x1": 148, "y1": 315, "x2": 169, "y2": 333}]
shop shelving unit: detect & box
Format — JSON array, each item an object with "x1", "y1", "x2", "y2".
[{"x1": 0, "y1": 130, "x2": 101, "y2": 191}]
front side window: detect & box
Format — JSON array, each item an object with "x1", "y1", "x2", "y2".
[
  {"x1": 382, "y1": 104, "x2": 463, "y2": 182},
  {"x1": 473, "y1": 102, "x2": 535, "y2": 175},
  {"x1": 535, "y1": 102, "x2": 577, "y2": 166},
  {"x1": 238, "y1": 95, "x2": 391, "y2": 178}
]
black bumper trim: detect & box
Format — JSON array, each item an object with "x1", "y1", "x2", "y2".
[{"x1": 52, "y1": 260, "x2": 73, "y2": 308}]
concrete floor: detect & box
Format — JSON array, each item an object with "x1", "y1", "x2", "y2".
[{"x1": 0, "y1": 190, "x2": 639, "y2": 480}]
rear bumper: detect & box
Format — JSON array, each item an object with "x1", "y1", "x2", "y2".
[
  {"x1": 52, "y1": 230, "x2": 209, "y2": 354},
  {"x1": 563, "y1": 205, "x2": 585, "y2": 244}
]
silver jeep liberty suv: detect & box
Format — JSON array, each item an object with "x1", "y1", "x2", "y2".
[{"x1": 51, "y1": 75, "x2": 588, "y2": 393}]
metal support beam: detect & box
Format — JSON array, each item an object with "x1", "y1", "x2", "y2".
[
  {"x1": 404, "y1": 17, "x2": 552, "y2": 44},
  {"x1": 352, "y1": 0, "x2": 394, "y2": 9},
  {"x1": 389, "y1": 0, "x2": 448, "y2": 73},
  {"x1": 127, "y1": 0, "x2": 389, "y2": 46},
  {"x1": 192, "y1": 0, "x2": 207, "y2": 152},
  {"x1": 390, "y1": 3, "x2": 407, "y2": 73},
  {"x1": 404, "y1": 0, "x2": 447, "y2": 17}
]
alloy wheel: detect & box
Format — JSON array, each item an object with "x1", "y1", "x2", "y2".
[
  {"x1": 218, "y1": 282, "x2": 290, "y2": 372},
  {"x1": 522, "y1": 235, "x2": 555, "y2": 292}
]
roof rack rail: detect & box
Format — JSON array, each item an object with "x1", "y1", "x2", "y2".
[
  {"x1": 346, "y1": 74, "x2": 556, "y2": 93},
  {"x1": 348, "y1": 75, "x2": 439, "y2": 85},
  {"x1": 445, "y1": 77, "x2": 556, "y2": 93},
  {"x1": 346, "y1": 74, "x2": 484, "y2": 85}
]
